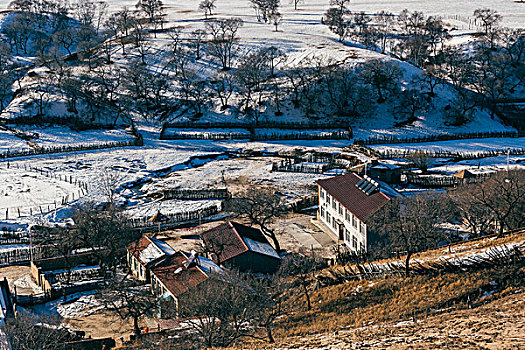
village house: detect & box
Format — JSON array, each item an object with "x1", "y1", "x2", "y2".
[
  {"x1": 316, "y1": 173, "x2": 393, "y2": 253},
  {"x1": 368, "y1": 160, "x2": 402, "y2": 184},
  {"x1": 149, "y1": 251, "x2": 224, "y2": 316},
  {"x1": 201, "y1": 221, "x2": 281, "y2": 274},
  {"x1": 126, "y1": 236, "x2": 177, "y2": 282}
]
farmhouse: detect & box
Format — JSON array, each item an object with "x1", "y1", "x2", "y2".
[
  {"x1": 201, "y1": 221, "x2": 281, "y2": 274},
  {"x1": 149, "y1": 251, "x2": 224, "y2": 315},
  {"x1": 126, "y1": 236, "x2": 176, "y2": 282},
  {"x1": 368, "y1": 161, "x2": 402, "y2": 184},
  {"x1": 316, "y1": 173, "x2": 392, "y2": 253}
]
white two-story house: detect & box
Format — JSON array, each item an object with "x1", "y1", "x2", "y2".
[{"x1": 316, "y1": 173, "x2": 392, "y2": 253}]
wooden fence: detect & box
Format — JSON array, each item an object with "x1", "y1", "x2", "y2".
[
  {"x1": 272, "y1": 162, "x2": 332, "y2": 174},
  {"x1": 0, "y1": 138, "x2": 142, "y2": 159},
  {"x1": 405, "y1": 173, "x2": 492, "y2": 187},
  {"x1": 153, "y1": 188, "x2": 231, "y2": 200},
  {"x1": 161, "y1": 129, "x2": 350, "y2": 141},
  {"x1": 162, "y1": 120, "x2": 352, "y2": 130},
  {"x1": 1, "y1": 163, "x2": 89, "y2": 219},
  {"x1": 0, "y1": 245, "x2": 56, "y2": 266},
  {"x1": 128, "y1": 204, "x2": 222, "y2": 228},
  {"x1": 355, "y1": 130, "x2": 523, "y2": 146},
  {"x1": 378, "y1": 148, "x2": 525, "y2": 160}
]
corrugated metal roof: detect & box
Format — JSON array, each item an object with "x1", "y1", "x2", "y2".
[
  {"x1": 316, "y1": 173, "x2": 391, "y2": 222},
  {"x1": 150, "y1": 252, "x2": 223, "y2": 298}
]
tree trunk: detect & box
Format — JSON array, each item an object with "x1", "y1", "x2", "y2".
[
  {"x1": 302, "y1": 281, "x2": 311, "y2": 310},
  {"x1": 266, "y1": 325, "x2": 275, "y2": 343},
  {"x1": 405, "y1": 251, "x2": 412, "y2": 277},
  {"x1": 133, "y1": 316, "x2": 140, "y2": 337}
]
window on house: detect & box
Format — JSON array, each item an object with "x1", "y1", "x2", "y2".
[
  {"x1": 360, "y1": 222, "x2": 365, "y2": 234},
  {"x1": 338, "y1": 203, "x2": 343, "y2": 215},
  {"x1": 320, "y1": 189, "x2": 325, "y2": 199},
  {"x1": 326, "y1": 213, "x2": 331, "y2": 223},
  {"x1": 320, "y1": 207, "x2": 325, "y2": 218},
  {"x1": 326, "y1": 195, "x2": 331, "y2": 205},
  {"x1": 345, "y1": 209, "x2": 350, "y2": 221},
  {"x1": 352, "y1": 236, "x2": 357, "y2": 249},
  {"x1": 332, "y1": 199, "x2": 337, "y2": 210},
  {"x1": 352, "y1": 215, "x2": 357, "y2": 228}
]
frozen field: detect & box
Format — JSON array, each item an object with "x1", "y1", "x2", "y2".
[{"x1": 0, "y1": 167, "x2": 79, "y2": 210}]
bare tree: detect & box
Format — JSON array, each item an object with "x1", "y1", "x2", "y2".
[
  {"x1": 73, "y1": 206, "x2": 138, "y2": 277},
  {"x1": 290, "y1": 0, "x2": 303, "y2": 11},
  {"x1": 74, "y1": 0, "x2": 97, "y2": 27},
  {"x1": 234, "y1": 49, "x2": 272, "y2": 120},
  {"x1": 136, "y1": 0, "x2": 165, "y2": 36},
  {"x1": 178, "y1": 269, "x2": 285, "y2": 347},
  {"x1": 375, "y1": 10, "x2": 395, "y2": 53},
  {"x1": 472, "y1": 170, "x2": 525, "y2": 236},
  {"x1": 199, "y1": 0, "x2": 216, "y2": 20},
  {"x1": 1, "y1": 312, "x2": 77, "y2": 350},
  {"x1": 210, "y1": 71, "x2": 235, "y2": 110},
  {"x1": 53, "y1": 27, "x2": 77, "y2": 56},
  {"x1": 98, "y1": 276, "x2": 158, "y2": 337},
  {"x1": 206, "y1": 17, "x2": 244, "y2": 70},
  {"x1": 359, "y1": 58, "x2": 402, "y2": 103},
  {"x1": 407, "y1": 150, "x2": 430, "y2": 173},
  {"x1": 451, "y1": 185, "x2": 493, "y2": 237},
  {"x1": 324, "y1": 0, "x2": 351, "y2": 42},
  {"x1": 250, "y1": 0, "x2": 280, "y2": 23},
  {"x1": 224, "y1": 187, "x2": 286, "y2": 252},
  {"x1": 369, "y1": 194, "x2": 450, "y2": 276},
  {"x1": 189, "y1": 29, "x2": 207, "y2": 60},
  {"x1": 395, "y1": 88, "x2": 430, "y2": 125}
]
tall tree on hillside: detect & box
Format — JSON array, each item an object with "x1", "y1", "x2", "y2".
[
  {"x1": 250, "y1": 0, "x2": 280, "y2": 23},
  {"x1": 74, "y1": 0, "x2": 97, "y2": 27},
  {"x1": 324, "y1": 0, "x2": 351, "y2": 42},
  {"x1": 206, "y1": 17, "x2": 244, "y2": 70},
  {"x1": 199, "y1": 0, "x2": 216, "y2": 20},
  {"x1": 136, "y1": 0, "x2": 165, "y2": 36},
  {"x1": 291, "y1": 0, "x2": 304, "y2": 10},
  {"x1": 359, "y1": 59, "x2": 402, "y2": 103},
  {"x1": 224, "y1": 187, "x2": 286, "y2": 252},
  {"x1": 210, "y1": 71, "x2": 235, "y2": 110},
  {"x1": 369, "y1": 194, "x2": 451, "y2": 277},
  {"x1": 472, "y1": 170, "x2": 525, "y2": 236}
]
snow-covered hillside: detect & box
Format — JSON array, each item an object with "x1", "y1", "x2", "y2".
[{"x1": 1, "y1": 0, "x2": 520, "y2": 138}]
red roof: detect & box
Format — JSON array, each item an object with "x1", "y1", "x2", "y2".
[
  {"x1": 200, "y1": 221, "x2": 278, "y2": 264},
  {"x1": 150, "y1": 252, "x2": 208, "y2": 298},
  {"x1": 316, "y1": 173, "x2": 391, "y2": 222},
  {"x1": 126, "y1": 236, "x2": 151, "y2": 266}
]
